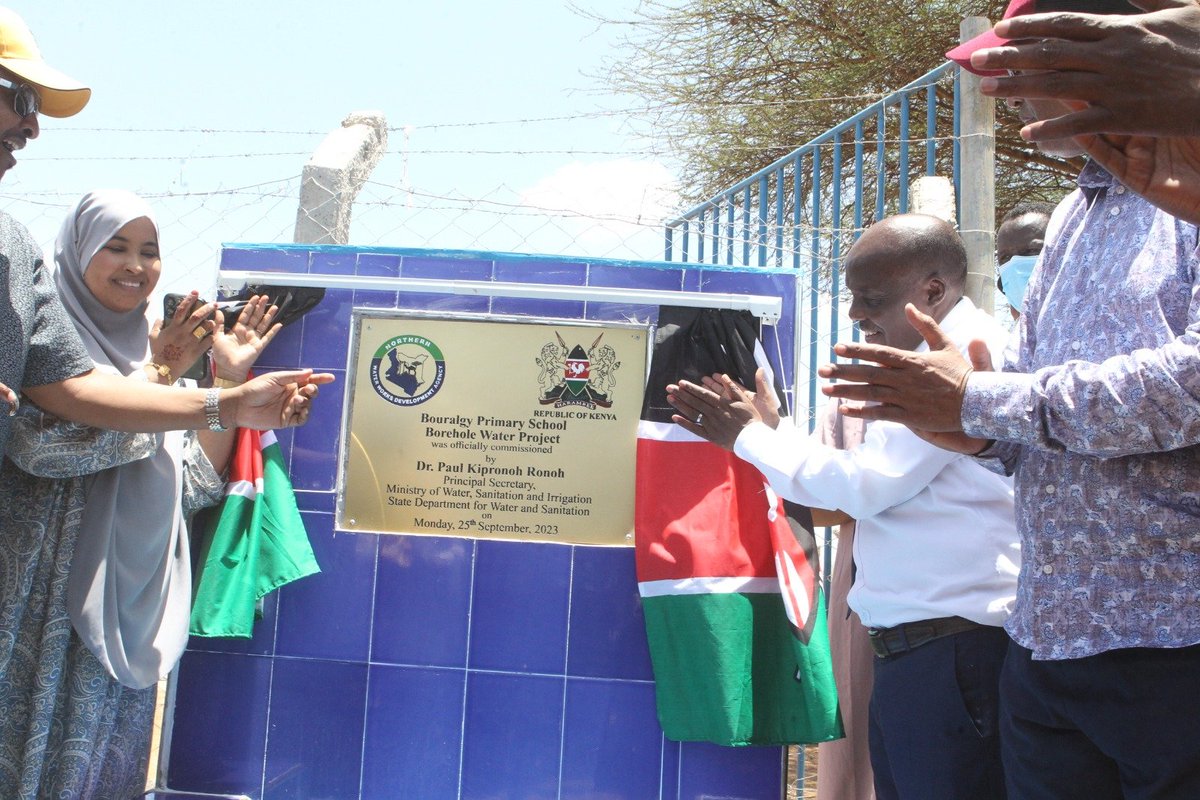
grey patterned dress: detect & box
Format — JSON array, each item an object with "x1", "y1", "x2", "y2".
[{"x1": 0, "y1": 407, "x2": 223, "y2": 799}]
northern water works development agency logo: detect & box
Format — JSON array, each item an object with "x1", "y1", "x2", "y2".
[{"x1": 370, "y1": 335, "x2": 446, "y2": 407}]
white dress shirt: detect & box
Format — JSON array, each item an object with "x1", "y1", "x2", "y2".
[{"x1": 734, "y1": 298, "x2": 1020, "y2": 629}]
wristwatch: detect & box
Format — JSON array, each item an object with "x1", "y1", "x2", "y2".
[
  {"x1": 212, "y1": 376, "x2": 243, "y2": 388},
  {"x1": 146, "y1": 361, "x2": 173, "y2": 383},
  {"x1": 205, "y1": 388, "x2": 228, "y2": 432}
]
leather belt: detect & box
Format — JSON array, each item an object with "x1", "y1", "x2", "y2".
[{"x1": 867, "y1": 616, "x2": 986, "y2": 659}]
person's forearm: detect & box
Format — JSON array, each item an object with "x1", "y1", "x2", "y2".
[
  {"x1": 734, "y1": 420, "x2": 958, "y2": 519},
  {"x1": 182, "y1": 433, "x2": 229, "y2": 515},
  {"x1": 24, "y1": 370, "x2": 232, "y2": 432},
  {"x1": 196, "y1": 428, "x2": 237, "y2": 475},
  {"x1": 963, "y1": 333, "x2": 1200, "y2": 457}
]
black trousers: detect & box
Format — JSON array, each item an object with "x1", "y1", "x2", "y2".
[
  {"x1": 1001, "y1": 641, "x2": 1200, "y2": 800},
  {"x1": 868, "y1": 624, "x2": 1009, "y2": 800}
]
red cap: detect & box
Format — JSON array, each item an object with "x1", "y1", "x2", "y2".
[{"x1": 945, "y1": 0, "x2": 1036, "y2": 77}]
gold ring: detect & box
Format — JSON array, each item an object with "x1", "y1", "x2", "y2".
[{"x1": 192, "y1": 326, "x2": 207, "y2": 340}]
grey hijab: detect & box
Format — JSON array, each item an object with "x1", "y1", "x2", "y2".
[{"x1": 53, "y1": 189, "x2": 192, "y2": 690}]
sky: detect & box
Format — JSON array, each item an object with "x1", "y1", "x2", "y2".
[{"x1": 4, "y1": 1, "x2": 681, "y2": 301}]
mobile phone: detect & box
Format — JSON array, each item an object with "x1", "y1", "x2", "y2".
[
  {"x1": 164, "y1": 293, "x2": 255, "y2": 332},
  {"x1": 160, "y1": 293, "x2": 214, "y2": 382},
  {"x1": 162, "y1": 293, "x2": 216, "y2": 327}
]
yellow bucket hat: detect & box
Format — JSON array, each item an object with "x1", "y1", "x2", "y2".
[{"x1": 0, "y1": 7, "x2": 89, "y2": 117}]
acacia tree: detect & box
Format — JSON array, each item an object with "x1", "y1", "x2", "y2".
[{"x1": 590, "y1": 0, "x2": 1076, "y2": 224}]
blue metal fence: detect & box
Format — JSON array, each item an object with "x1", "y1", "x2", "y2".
[
  {"x1": 663, "y1": 61, "x2": 962, "y2": 432},
  {"x1": 664, "y1": 61, "x2": 960, "y2": 269}
]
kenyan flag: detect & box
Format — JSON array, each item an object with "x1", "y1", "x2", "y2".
[
  {"x1": 190, "y1": 428, "x2": 320, "y2": 637},
  {"x1": 635, "y1": 307, "x2": 842, "y2": 746}
]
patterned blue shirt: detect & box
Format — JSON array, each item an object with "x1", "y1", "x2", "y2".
[{"x1": 962, "y1": 161, "x2": 1200, "y2": 661}]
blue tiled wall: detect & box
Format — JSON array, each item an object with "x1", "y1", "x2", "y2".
[{"x1": 167, "y1": 245, "x2": 798, "y2": 800}]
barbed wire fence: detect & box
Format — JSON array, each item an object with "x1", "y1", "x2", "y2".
[
  {"x1": 0, "y1": 86, "x2": 984, "y2": 303},
  {"x1": 0, "y1": 177, "x2": 679, "y2": 295},
  {"x1": 0, "y1": 114, "x2": 687, "y2": 308},
  {"x1": 1, "y1": 108, "x2": 1010, "y2": 374}
]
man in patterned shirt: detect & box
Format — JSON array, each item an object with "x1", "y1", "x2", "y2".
[{"x1": 818, "y1": 0, "x2": 1200, "y2": 797}]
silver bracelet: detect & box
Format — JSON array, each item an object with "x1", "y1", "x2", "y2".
[{"x1": 205, "y1": 387, "x2": 228, "y2": 432}]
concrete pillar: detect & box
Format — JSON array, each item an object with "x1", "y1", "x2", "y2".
[
  {"x1": 910, "y1": 175, "x2": 956, "y2": 224},
  {"x1": 294, "y1": 111, "x2": 389, "y2": 245},
  {"x1": 957, "y1": 17, "x2": 997, "y2": 314}
]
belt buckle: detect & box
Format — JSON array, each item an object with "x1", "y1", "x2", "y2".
[
  {"x1": 867, "y1": 628, "x2": 891, "y2": 658},
  {"x1": 868, "y1": 622, "x2": 927, "y2": 658}
]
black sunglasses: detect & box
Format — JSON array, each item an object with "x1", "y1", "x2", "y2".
[{"x1": 0, "y1": 76, "x2": 40, "y2": 117}]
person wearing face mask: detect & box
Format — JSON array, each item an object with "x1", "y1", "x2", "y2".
[
  {"x1": 995, "y1": 202, "x2": 1055, "y2": 319},
  {"x1": 0, "y1": 190, "x2": 284, "y2": 799}
]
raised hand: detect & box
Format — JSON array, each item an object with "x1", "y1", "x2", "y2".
[
  {"x1": 970, "y1": 0, "x2": 1200, "y2": 140},
  {"x1": 146, "y1": 291, "x2": 216, "y2": 383},
  {"x1": 701, "y1": 368, "x2": 782, "y2": 431},
  {"x1": 210, "y1": 295, "x2": 283, "y2": 384},
  {"x1": 818, "y1": 304, "x2": 973, "y2": 433},
  {"x1": 667, "y1": 372, "x2": 767, "y2": 451},
  {"x1": 904, "y1": 339, "x2": 995, "y2": 455},
  {"x1": 1077, "y1": 133, "x2": 1200, "y2": 225}
]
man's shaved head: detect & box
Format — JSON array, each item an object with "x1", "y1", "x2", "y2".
[{"x1": 843, "y1": 214, "x2": 967, "y2": 351}]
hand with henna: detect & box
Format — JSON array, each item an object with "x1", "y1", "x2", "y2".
[{"x1": 146, "y1": 290, "x2": 217, "y2": 383}]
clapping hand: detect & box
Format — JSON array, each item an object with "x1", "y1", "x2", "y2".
[
  {"x1": 667, "y1": 368, "x2": 779, "y2": 451},
  {"x1": 715, "y1": 369, "x2": 782, "y2": 429},
  {"x1": 818, "y1": 305, "x2": 994, "y2": 454}
]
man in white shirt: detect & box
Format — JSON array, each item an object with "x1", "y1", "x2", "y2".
[{"x1": 668, "y1": 214, "x2": 1019, "y2": 800}]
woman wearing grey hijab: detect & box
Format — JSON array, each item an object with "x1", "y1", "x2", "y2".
[{"x1": 0, "y1": 189, "x2": 282, "y2": 800}]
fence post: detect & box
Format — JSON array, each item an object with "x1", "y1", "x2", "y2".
[
  {"x1": 910, "y1": 176, "x2": 956, "y2": 224},
  {"x1": 294, "y1": 111, "x2": 389, "y2": 245},
  {"x1": 957, "y1": 17, "x2": 996, "y2": 314}
]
